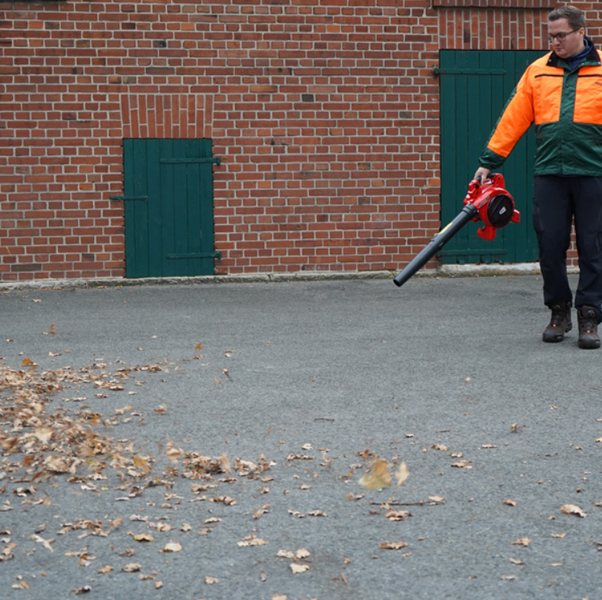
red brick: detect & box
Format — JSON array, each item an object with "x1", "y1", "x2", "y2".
[{"x1": 0, "y1": 0, "x2": 583, "y2": 281}]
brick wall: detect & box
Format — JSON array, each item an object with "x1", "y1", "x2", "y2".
[{"x1": 0, "y1": 0, "x2": 599, "y2": 281}]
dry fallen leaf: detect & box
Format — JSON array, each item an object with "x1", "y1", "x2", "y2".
[
  {"x1": 253, "y1": 502, "x2": 271, "y2": 520},
  {"x1": 122, "y1": 563, "x2": 142, "y2": 573},
  {"x1": 204, "y1": 577, "x2": 220, "y2": 584},
  {"x1": 359, "y1": 460, "x2": 391, "y2": 491},
  {"x1": 560, "y1": 504, "x2": 586, "y2": 518},
  {"x1": 277, "y1": 548, "x2": 310, "y2": 560},
  {"x1": 395, "y1": 462, "x2": 410, "y2": 488},
  {"x1": 12, "y1": 579, "x2": 30, "y2": 590},
  {"x1": 286, "y1": 453, "x2": 313, "y2": 462},
  {"x1": 129, "y1": 532, "x2": 154, "y2": 542},
  {"x1": 238, "y1": 536, "x2": 269, "y2": 547},
  {"x1": 503, "y1": 499, "x2": 517, "y2": 507},
  {"x1": 219, "y1": 453, "x2": 232, "y2": 474},
  {"x1": 386, "y1": 510, "x2": 410, "y2": 521},
  {"x1": 204, "y1": 517, "x2": 221, "y2": 524},
  {"x1": 552, "y1": 532, "x2": 567, "y2": 539},
  {"x1": 1, "y1": 542, "x2": 16, "y2": 560},
  {"x1": 379, "y1": 541, "x2": 409, "y2": 550},
  {"x1": 140, "y1": 574, "x2": 163, "y2": 589},
  {"x1": 34, "y1": 427, "x2": 54, "y2": 443},
  {"x1": 132, "y1": 455, "x2": 151, "y2": 474},
  {"x1": 512, "y1": 537, "x2": 531, "y2": 547},
  {"x1": 165, "y1": 441, "x2": 184, "y2": 464},
  {"x1": 73, "y1": 586, "x2": 91, "y2": 595},
  {"x1": 346, "y1": 493, "x2": 364, "y2": 502},
  {"x1": 509, "y1": 557, "x2": 524, "y2": 565},
  {"x1": 161, "y1": 541, "x2": 182, "y2": 553},
  {"x1": 290, "y1": 563, "x2": 309, "y2": 574},
  {"x1": 210, "y1": 495, "x2": 236, "y2": 506},
  {"x1": 29, "y1": 534, "x2": 54, "y2": 552}
]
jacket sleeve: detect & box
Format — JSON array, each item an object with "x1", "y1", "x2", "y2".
[{"x1": 479, "y1": 68, "x2": 535, "y2": 170}]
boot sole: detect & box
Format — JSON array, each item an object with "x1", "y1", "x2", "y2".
[
  {"x1": 542, "y1": 322, "x2": 572, "y2": 343},
  {"x1": 578, "y1": 338, "x2": 601, "y2": 349}
]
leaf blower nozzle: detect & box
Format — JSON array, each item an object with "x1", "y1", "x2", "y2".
[{"x1": 393, "y1": 173, "x2": 520, "y2": 288}]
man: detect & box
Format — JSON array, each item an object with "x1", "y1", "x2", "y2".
[{"x1": 474, "y1": 5, "x2": 602, "y2": 349}]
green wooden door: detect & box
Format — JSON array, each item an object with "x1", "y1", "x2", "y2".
[
  {"x1": 439, "y1": 50, "x2": 543, "y2": 264},
  {"x1": 119, "y1": 139, "x2": 219, "y2": 278}
]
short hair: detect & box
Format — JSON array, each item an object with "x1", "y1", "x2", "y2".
[{"x1": 548, "y1": 5, "x2": 585, "y2": 30}]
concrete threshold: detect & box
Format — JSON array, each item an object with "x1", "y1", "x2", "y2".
[{"x1": 0, "y1": 263, "x2": 560, "y2": 292}]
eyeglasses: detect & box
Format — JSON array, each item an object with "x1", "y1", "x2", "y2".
[{"x1": 547, "y1": 29, "x2": 579, "y2": 42}]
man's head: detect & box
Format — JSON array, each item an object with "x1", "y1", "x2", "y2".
[{"x1": 548, "y1": 5, "x2": 586, "y2": 59}]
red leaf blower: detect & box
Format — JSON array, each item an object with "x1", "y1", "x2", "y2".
[{"x1": 393, "y1": 173, "x2": 520, "y2": 288}]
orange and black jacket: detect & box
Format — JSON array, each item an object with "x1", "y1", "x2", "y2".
[{"x1": 479, "y1": 38, "x2": 602, "y2": 176}]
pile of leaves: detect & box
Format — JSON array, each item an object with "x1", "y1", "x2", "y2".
[
  {"x1": 0, "y1": 362, "x2": 159, "y2": 486},
  {"x1": 0, "y1": 360, "x2": 275, "y2": 490}
]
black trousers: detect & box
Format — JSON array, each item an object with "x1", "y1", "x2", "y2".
[{"x1": 532, "y1": 175, "x2": 602, "y2": 323}]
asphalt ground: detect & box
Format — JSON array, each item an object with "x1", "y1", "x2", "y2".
[{"x1": 1, "y1": 274, "x2": 602, "y2": 600}]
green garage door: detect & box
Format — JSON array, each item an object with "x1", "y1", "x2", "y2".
[
  {"x1": 115, "y1": 139, "x2": 220, "y2": 278},
  {"x1": 439, "y1": 50, "x2": 543, "y2": 264}
]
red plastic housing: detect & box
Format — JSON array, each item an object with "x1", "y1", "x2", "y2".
[{"x1": 463, "y1": 173, "x2": 521, "y2": 241}]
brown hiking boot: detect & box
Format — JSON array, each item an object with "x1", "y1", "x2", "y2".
[
  {"x1": 577, "y1": 305, "x2": 600, "y2": 349},
  {"x1": 542, "y1": 302, "x2": 572, "y2": 343}
]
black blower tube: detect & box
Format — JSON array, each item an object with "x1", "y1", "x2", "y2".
[{"x1": 393, "y1": 203, "x2": 479, "y2": 288}]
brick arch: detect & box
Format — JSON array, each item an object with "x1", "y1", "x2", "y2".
[{"x1": 120, "y1": 94, "x2": 213, "y2": 139}]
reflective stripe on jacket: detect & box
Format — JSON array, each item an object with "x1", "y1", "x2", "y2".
[{"x1": 479, "y1": 39, "x2": 602, "y2": 176}]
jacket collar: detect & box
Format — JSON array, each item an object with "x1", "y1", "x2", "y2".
[{"x1": 547, "y1": 36, "x2": 600, "y2": 68}]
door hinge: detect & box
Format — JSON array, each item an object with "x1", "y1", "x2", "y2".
[
  {"x1": 110, "y1": 195, "x2": 148, "y2": 201},
  {"x1": 432, "y1": 67, "x2": 506, "y2": 77},
  {"x1": 167, "y1": 251, "x2": 222, "y2": 260},
  {"x1": 159, "y1": 157, "x2": 221, "y2": 165}
]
